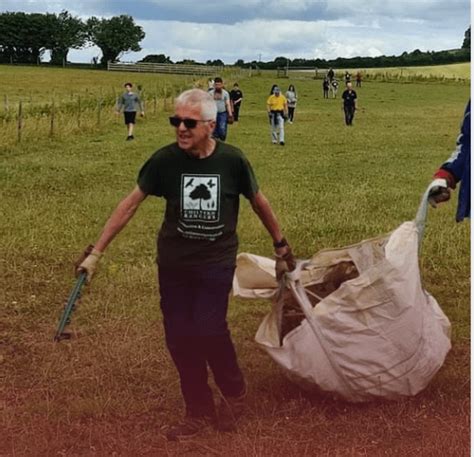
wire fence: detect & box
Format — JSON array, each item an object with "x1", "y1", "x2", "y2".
[{"x1": 0, "y1": 80, "x2": 206, "y2": 148}]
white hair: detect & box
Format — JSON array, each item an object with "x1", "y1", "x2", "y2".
[{"x1": 175, "y1": 89, "x2": 217, "y2": 120}]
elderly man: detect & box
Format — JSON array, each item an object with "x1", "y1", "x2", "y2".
[{"x1": 77, "y1": 89, "x2": 295, "y2": 440}]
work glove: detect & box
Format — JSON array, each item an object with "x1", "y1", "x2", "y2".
[
  {"x1": 428, "y1": 178, "x2": 451, "y2": 208},
  {"x1": 75, "y1": 245, "x2": 103, "y2": 283},
  {"x1": 275, "y1": 243, "x2": 297, "y2": 281}
]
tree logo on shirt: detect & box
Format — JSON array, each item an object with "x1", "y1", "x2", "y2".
[{"x1": 181, "y1": 174, "x2": 220, "y2": 221}]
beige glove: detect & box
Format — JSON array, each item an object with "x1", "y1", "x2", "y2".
[
  {"x1": 275, "y1": 244, "x2": 296, "y2": 281},
  {"x1": 76, "y1": 246, "x2": 103, "y2": 283}
]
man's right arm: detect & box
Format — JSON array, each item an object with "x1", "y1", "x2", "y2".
[
  {"x1": 77, "y1": 185, "x2": 148, "y2": 280},
  {"x1": 94, "y1": 185, "x2": 148, "y2": 252}
]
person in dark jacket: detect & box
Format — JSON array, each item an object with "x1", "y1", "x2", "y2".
[
  {"x1": 428, "y1": 100, "x2": 470, "y2": 222},
  {"x1": 229, "y1": 83, "x2": 243, "y2": 122},
  {"x1": 341, "y1": 82, "x2": 357, "y2": 126}
]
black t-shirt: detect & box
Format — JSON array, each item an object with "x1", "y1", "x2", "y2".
[
  {"x1": 230, "y1": 89, "x2": 243, "y2": 105},
  {"x1": 137, "y1": 141, "x2": 259, "y2": 267},
  {"x1": 342, "y1": 90, "x2": 357, "y2": 107}
]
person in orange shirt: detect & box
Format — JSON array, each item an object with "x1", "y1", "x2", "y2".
[{"x1": 266, "y1": 86, "x2": 288, "y2": 145}]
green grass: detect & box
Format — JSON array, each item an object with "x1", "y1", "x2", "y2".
[
  {"x1": 360, "y1": 62, "x2": 471, "y2": 80},
  {"x1": 0, "y1": 66, "x2": 470, "y2": 456}
]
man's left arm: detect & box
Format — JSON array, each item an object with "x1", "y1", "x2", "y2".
[
  {"x1": 225, "y1": 93, "x2": 233, "y2": 117},
  {"x1": 249, "y1": 191, "x2": 296, "y2": 278}
]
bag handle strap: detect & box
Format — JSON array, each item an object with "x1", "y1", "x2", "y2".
[{"x1": 415, "y1": 182, "x2": 438, "y2": 248}]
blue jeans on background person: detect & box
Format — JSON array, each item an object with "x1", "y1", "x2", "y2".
[
  {"x1": 158, "y1": 264, "x2": 245, "y2": 418},
  {"x1": 213, "y1": 112, "x2": 228, "y2": 141}
]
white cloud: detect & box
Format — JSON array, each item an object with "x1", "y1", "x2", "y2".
[{"x1": 1, "y1": 1, "x2": 470, "y2": 63}]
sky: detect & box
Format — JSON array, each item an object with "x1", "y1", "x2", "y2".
[{"x1": 2, "y1": 0, "x2": 471, "y2": 64}]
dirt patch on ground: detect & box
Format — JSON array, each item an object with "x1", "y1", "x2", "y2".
[{"x1": 1, "y1": 316, "x2": 469, "y2": 457}]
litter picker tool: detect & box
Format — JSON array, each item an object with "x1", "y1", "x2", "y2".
[{"x1": 54, "y1": 271, "x2": 87, "y2": 342}]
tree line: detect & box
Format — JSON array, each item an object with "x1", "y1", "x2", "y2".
[
  {"x1": 0, "y1": 11, "x2": 145, "y2": 66},
  {"x1": 0, "y1": 11, "x2": 469, "y2": 70},
  {"x1": 141, "y1": 27, "x2": 471, "y2": 70}
]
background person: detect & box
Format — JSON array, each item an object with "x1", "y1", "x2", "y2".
[
  {"x1": 330, "y1": 79, "x2": 339, "y2": 98},
  {"x1": 77, "y1": 88, "x2": 296, "y2": 441},
  {"x1": 208, "y1": 77, "x2": 233, "y2": 141},
  {"x1": 345, "y1": 71, "x2": 351, "y2": 84},
  {"x1": 327, "y1": 68, "x2": 335, "y2": 82},
  {"x1": 341, "y1": 82, "x2": 357, "y2": 126},
  {"x1": 428, "y1": 100, "x2": 470, "y2": 222},
  {"x1": 285, "y1": 84, "x2": 297, "y2": 124},
  {"x1": 116, "y1": 82, "x2": 145, "y2": 141},
  {"x1": 323, "y1": 77, "x2": 330, "y2": 99},
  {"x1": 229, "y1": 83, "x2": 243, "y2": 122},
  {"x1": 266, "y1": 86, "x2": 288, "y2": 145},
  {"x1": 356, "y1": 71, "x2": 362, "y2": 87}
]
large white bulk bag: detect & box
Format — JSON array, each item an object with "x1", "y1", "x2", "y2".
[{"x1": 233, "y1": 185, "x2": 451, "y2": 402}]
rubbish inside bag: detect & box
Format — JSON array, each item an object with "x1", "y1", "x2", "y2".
[{"x1": 280, "y1": 261, "x2": 359, "y2": 340}]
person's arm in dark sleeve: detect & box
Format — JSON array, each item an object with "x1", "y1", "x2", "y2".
[{"x1": 434, "y1": 101, "x2": 470, "y2": 188}]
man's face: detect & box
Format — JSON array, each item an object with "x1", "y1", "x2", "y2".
[
  {"x1": 214, "y1": 81, "x2": 223, "y2": 92},
  {"x1": 125, "y1": 85, "x2": 132, "y2": 92},
  {"x1": 174, "y1": 104, "x2": 215, "y2": 153}
]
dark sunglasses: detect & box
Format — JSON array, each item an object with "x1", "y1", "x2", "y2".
[{"x1": 169, "y1": 116, "x2": 212, "y2": 129}]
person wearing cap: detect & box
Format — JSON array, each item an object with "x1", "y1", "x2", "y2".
[
  {"x1": 266, "y1": 86, "x2": 288, "y2": 145},
  {"x1": 75, "y1": 88, "x2": 296, "y2": 441},
  {"x1": 428, "y1": 100, "x2": 470, "y2": 222},
  {"x1": 208, "y1": 77, "x2": 233, "y2": 141}
]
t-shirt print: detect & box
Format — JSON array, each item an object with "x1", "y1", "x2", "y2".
[{"x1": 179, "y1": 174, "x2": 224, "y2": 240}]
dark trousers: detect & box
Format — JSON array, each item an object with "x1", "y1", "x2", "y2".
[
  {"x1": 323, "y1": 89, "x2": 329, "y2": 99},
  {"x1": 233, "y1": 103, "x2": 241, "y2": 121},
  {"x1": 158, "y1": 264, "x2": 245, "y2": 418},
  {"x1": 344, "y1": 105, "x2": 355, "y2": 125},
  {"x1": 288, "y1": 107, "x2": 295, "y2": 122}
]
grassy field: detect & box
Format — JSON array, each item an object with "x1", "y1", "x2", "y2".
[
  {"x1": 291, "y1": 62, "x2": 470, "y2": 82},
  {"x1": 0, "y1": 65, "x2": 470, "y2": 456},
  {"x1": 346, "y1": 62, "x2": 470, "y2": 80}
]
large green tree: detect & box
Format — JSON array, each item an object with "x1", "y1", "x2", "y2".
[
  {"x1": 0, "y1": 12, "x2": 51, "y2": 63},
  {"x1": 87, "y1": 15, "x2": 145, "y2": 65},
  {"x1": 462, "y1": 26, "x2": 470, "y2": 50},
  {"x1": 49, "y1": 11, "x2": 88, "y2": 65}
]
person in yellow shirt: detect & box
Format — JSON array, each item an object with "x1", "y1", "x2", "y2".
[{"x1": 266, "y1": 86, "x2": 288, "y2": 145}]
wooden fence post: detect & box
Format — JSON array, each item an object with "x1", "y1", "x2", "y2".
[
  {"x1": 17, "y1": 101, "x2": 23, "y2": 143},
  {"x1": 49, "y1": 100, "x2": 55, "y2": 137},
  {"x1": 97, "y1": 98, "x2": 102, "y2": 125},
  {"x1": 77, "y1": 96, "x2": 81, "y2": 128}
]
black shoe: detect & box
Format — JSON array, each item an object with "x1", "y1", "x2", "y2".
[
  {"x1": 279, "y1": 141, "x2": 285, "y2": 146},
  {"x1": 166, "y1": 416, "x2": 214, "y2": 441},
  {"x1": 217, "y1": 384, "x2": 247, "y2": 432},
  {"x1": 126, "y1": 135, "x2": 134, "y2": 141}
]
